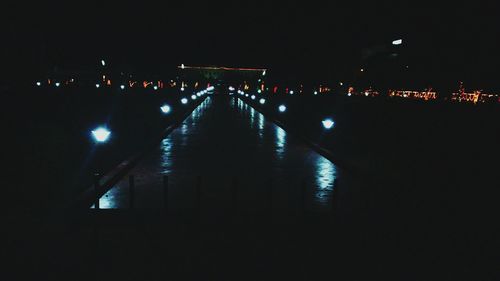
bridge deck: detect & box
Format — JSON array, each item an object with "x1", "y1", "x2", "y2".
[{"x1": 94, "y1": 96, "x2": 362, "y2": 216}]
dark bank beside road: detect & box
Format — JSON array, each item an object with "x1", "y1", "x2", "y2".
[
  {"x1": 240, "y1": 93, "x2": 499, "y2": 278},
  {"x1": 4, "y1": 86, "x2": 202, "y2": 220}
]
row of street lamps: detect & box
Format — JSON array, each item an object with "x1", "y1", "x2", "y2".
[
  {"x1": 238, "y1": 90, "x2": 335, "y2": 130},
  {"x1": 91, "y1": 87, "x2": 213, "y2": 143}
]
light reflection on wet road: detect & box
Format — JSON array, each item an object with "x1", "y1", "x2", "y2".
[{"x1": 95, "y1": 97, "x2": 343, "y2": 213}]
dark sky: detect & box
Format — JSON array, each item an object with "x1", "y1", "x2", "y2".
[{"x1": 3, "y1": 1, "x2": 500, "y2": 89}]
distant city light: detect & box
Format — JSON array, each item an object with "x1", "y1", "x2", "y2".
[
  {"x1": 262, "y1": 70, "x2": 266, "y2": 76},
  {"x1": 360, "y1": 68, "x2": 364, "y2": 72},
  {"x1": 36, "y1": 82, "x2": 41, "y2": 86},
  {"x1": 251, "y1": 95, "x2": 256, "y2": 100},
  {"x1": 339, "y1": 82, "x2": 344, "y2": 86},
  {"x1": 181, "y1": 87, "x2": 185, "y2": 91},
  {"x1": 347, "y1": 93, "x2": 352, "y2": 97},
  {"x1": 392, "y1": 39, "x2": 403, "y2": 45},
  {"x1": 290, "y1": 90, "x2": 294, "y2": 95},
  {"x1": 55, "y1": 82, "x2": 60, "y2": 87},
  {"x1": 160, "y1": 105, "x2": 171, "y2": 114},
  {"x1": 314, "y1": 91, "x2": 318, "y2": 95},
  {"x1": 229, "y1": 86, "x2": 235, "y2": 91},
  {"x1": 278, "y1": 105, "x2": 287, "y2": 112},
  {"x1": 91, "y1": 127, "x2": 111, "y2": 143},
  {"x1": 153, "y1": 86, "x2": 158, "y2": 90},
  {"x1": 181, "y1": 64, "x2": 185, "y2": 69},
  {"x1": 322, "y1": 119, "x2": 335, "y2": 129},
  {"x1": 101, "y1": 60, "x2": 106, "y2": 66},
  {"x1": 191, "y1": 95, "x2": 197, "y2": 100},
  {"x1": 207, "y1": 86, "x2": 215, "y2": 91},
  {"x1": 120, "y1": 85, "x2": 125, "y2": 90},
  {"x1": 259, "y1": 98, "x2": 266, "y2": 105},
  {"x1": 245, "y1": 94, "x2": 249, "y2": 97},
  {"x1": 181, "y1": 98, "x2": 188, "y2": 104},
  {"x1": 257, "y1": 89, "x2": 262, "y2": 94},
  {"x1": 197, "y1": 92, "x2": 201, "y2": 97},
  {"x1": 95, "y1": 84, "x2": 100, "y2": 88}
]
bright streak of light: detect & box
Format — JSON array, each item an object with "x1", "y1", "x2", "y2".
[
  {"x1": 91, "y1": 127, "x2": 111, "y2": 143},
  {"x1": 101, "y1": 60, "x2": 106, "y2": 66},
  {"x1": 322, "y1": 119, "x2": 335, "y2": 129}
]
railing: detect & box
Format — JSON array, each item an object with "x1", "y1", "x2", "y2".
[{"x1": 90, "y1": 174, "x2": 340, "y2": 218}]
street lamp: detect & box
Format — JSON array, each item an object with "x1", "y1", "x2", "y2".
[
  {"x1": 322, "y1": 119, "x2": 335, "y2": 130},
  {"x1": 160, "y1": 105, "x2": 171, "y2": 114},
  {"x1": 91, "y1": 127, "x2": 111, "y2": 143}
]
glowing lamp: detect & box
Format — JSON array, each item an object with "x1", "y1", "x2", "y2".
[
  {"x1": 322, "y1": 119, "x2": 335, "y2": 130},
  {"x1": 91, "y1": 127, "x2": 111, "y2": 143},
  {"x1": 160, "y1": 105, "x2": 171, "y2": 114}
]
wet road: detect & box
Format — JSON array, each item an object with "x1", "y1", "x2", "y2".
[{"x1": 95, "y1": 96, "x2": 356, "y2": 215}]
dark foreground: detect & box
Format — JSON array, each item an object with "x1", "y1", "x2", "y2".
[{"x1": 6, "y1": 96, "x2": 498, "y2": 280}]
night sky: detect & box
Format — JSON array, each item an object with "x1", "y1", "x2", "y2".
[{"x1": 3, "y1": 1, "x2": 500, "y2": 90}]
